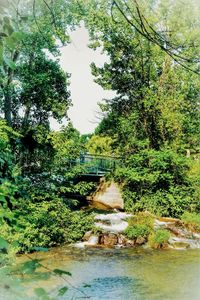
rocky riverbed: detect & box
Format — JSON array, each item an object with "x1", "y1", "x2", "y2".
[{"x1": 75, "y1": 212, "x2": 200, "y2": 250}]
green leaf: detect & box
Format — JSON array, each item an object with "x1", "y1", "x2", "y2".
[
  {"x1": 0, "y1": 194, "x2": 6, "y2": 203},
  {"x1": 4, "y1": 57, "x2": 16, "y2": 70},
  {"x1": 11, "y1": 31, "x2": 25, "y2": 41},
  {"x1": 34, "y1": 288, "x2": 51, "y2": 300},
  {"x1": 83, "y1": 283, "x2": 91, "y2": 288},
  {"x1": 53, "y1": 269, "x2": 72, "y2": 276},
  {"x1": 0, "y1": 236, "x2": 9, "y2": 250},
  {"x1": 20, "y1": 259, "x2": 41, "y2": 274},
  {"x1": 58, "y1": 286, "x2": 68, "y2": 296}
]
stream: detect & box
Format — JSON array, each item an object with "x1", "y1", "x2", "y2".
[{"x1": 14, "y1": 246, "x2": 200, "y2": 300}]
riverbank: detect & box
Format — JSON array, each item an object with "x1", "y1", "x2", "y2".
[{"x1": 75, "y1": 211, "x2": 200, "y2": 250}]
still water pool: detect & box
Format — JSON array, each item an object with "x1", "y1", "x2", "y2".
[{"x1": 6, "y1": 247, "x2": 200, "y2": 299}]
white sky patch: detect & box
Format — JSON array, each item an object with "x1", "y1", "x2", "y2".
[{"x1": 50, "y1": 24, "x2": 115, "y2": 134}]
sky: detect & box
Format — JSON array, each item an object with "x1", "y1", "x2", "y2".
[{"x1": 50, "y1": 25, "x2": 115, "y2": 134}]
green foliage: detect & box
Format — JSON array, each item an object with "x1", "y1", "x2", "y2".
[
  {"x1": 115, "y1": 149, "x2": 198, "y2": 217},
  {"x1": 53, "y1": 269, "x2": 72, "y2": 276},
  {"x1": 149, "y1": 229, "x2": 170, "y2": 248},
  {"x1": 181, "y1": 212, "x2": 200, "y2": 232},
  {"x1": 58, "y1": 286, "x2": 68, "y2": 296},
  {"x1": 0, "y1": 237, "x2": 9, "y2": 251},
  {"x1": 128, "y1": 213, "x2": 154, "y2": 227},
  {"x1": 34, "y1": 287, "x2": 51, "y2": 300},
  {"x1": 12, "y1": 198, "x2": 94, "y2": 251},
  {"x1": 86, "y1": 134, "x2": 114, "y2": 155},
  {"x1": 0, "y1": 1, "x2": 199, "y2": 297},
  {"x1": 84, "y1": 0, "x2": 200, "y2": 219},
  {"x1": 125, "y1": 213, "x2": 153, "y2": 240},
  {"x1": 49, "y1": 123, "x2": 83, "y2": 161},
  {"x1": 0, "y1": 118, "x2": 97, "y2": 255},
  {"x1": 16, "y1": 52, "x2": 71, "y2": 128},
  {"x1": 125, "y1": 224, "x2": 151, "y2": 240},
  {"x1": 20, "y1": 259, "x2": 42, "y2": 275},
  {"x1": 138, "y1": 188, "x2": 198, "y2": 217},
  {"x1": 1, "y1": 255, "x2": 73, "y2": 299},
  {"x1": 117, "y1": 149, "x2": 189, "y2": 187},
  {"x1": 0, "y1": 0, "x2": 72, "y2": 128},
  {"x1": 0, "y1": 121, "x2": 21, "y2": 265},
  {"x1": 0, "y1": 120, "x2": 19, "y2": 177},
  {"x1": 64, "y1": 210, "x2": 95, "y2": 243},
  {"x1": 86, "y1": 0, "x2": 200, "y2": 152}
]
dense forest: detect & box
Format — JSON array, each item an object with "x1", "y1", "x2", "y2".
[{"x1": 0, "y1": 0, "x2": 200, "y2": 298}]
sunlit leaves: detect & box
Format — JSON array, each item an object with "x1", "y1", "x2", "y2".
[
  {"x1": 0, "y1": 237, "x2": 9, "y2": 251},
  {"x1": 57, "y1": 286, "x2": 68, "y2": 296}
]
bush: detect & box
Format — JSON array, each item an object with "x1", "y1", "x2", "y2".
[
  {"x1": 128, "y1": 213, "x2": 154, "y2": 228},
  {"x1": 149, "y1": 229, "x2": 170, "y2": 248},
  {"x1": 64, "y1": 211, "x2": 94, "y2": 243},
  {"x1": 127, "y1": 187, "x2": 198, "y2": 218},
  {"x1": 124, "y1": 213, "x2": 154, "y2": 240},
  {"x1": 12, "y1": 198, "x2": 94, "y2": 252},
  {"x1": 181, "y1": 212, "x2": 200, "y2": 232},
  {"x1": 125, "y1": 224, "x2": 151, "y2": 240},
  {"x1": 116, "y1": 149, "x2": 199, "y2": 217}
]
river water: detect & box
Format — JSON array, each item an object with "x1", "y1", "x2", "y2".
[{"x1": 14, "y1": 246, "x2": 200, "y2": 300}]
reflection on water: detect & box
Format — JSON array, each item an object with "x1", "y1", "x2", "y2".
[
  {"x1": 87, "y1": 276, "x2": 146, "y2": 299},
  {"x1": 13, "y1": 247, "x2": 200, "y2": 299}
]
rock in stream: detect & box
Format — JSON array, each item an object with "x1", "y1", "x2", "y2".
[{"x1": 74, "y1": 212, "x2": 200, "y2": 250}]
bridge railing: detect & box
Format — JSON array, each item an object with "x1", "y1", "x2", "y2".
[{"x1": 68, "y1": 153, "x2": 120, "y2": 175}]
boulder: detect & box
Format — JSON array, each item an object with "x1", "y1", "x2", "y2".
[
  {"x1": 136, "y1": 237, "x2": 146, "y2": 245},
  {"x1": 125, "y1": 239, "x2": 135, "y2": 247},
  {"x1": 100, "y1": 233, "x2": 118, "y2": 246},
  {"x1": 118, "y1": 234, "x2": 128, "y2": 246},
  {"x1": 89, "y1": 181, "x2": 124, "y2": 210},
  {"x1": 171, "y1": 242, "x2": 190, "y2": 249},
  {"x1": 83, "y1": 231, "x2": 92, "y2": 241}
]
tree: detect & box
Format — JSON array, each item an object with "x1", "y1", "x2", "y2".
[
  {"x1": 86, "y1": 134, "x2": 114, "y2": 155},
  {"x1": 91, "y1": 0, "x2": 200, "y2": 74},
  {"x1": 14, "y1": 49, "x2": 71, "y2": 131},
  {"x1": 85, "y1": 0, "x2": 200, "y2": 152},
  {"x1": 0, "y1": 0, "x2": 76, "y2": 128}
]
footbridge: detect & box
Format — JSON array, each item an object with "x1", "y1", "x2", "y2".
[{"x1": 69, "y1": 153, "x2": 120, "y2": 177}]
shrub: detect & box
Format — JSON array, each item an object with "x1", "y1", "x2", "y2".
[
  {"x1": 124, "y1": 213, "x2": 154, "y2": 240},
  {"x1": 64, "y1": 211, "x2": 94, "y2": 243},
  {"x1": 149, "y1": 229, "x2": 170, "y2": 248},
  {"x1": 123, "y1": 185, "x2": 198, "y2": 218},
  {"x1": 181, "y1": 212, "x2": 200, "y2": 232},
  {"x1": 128, "y1": 213, "x2": 154, "y2": 228},
  {"x1": 115, "y1": 149, "x2": 199, "y2": 217},
  {"x1": 12, "y1": 198, "x2": 94, "y2": 252},
  {"x1": 125, "y1": 224, "x2": 151, "y2": 240}
]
